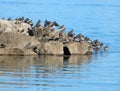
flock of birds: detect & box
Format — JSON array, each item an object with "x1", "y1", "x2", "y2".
[{"x1": 1, "y1": 17, "x2": 108, "y2": 51}]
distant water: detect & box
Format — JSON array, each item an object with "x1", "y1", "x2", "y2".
[{"x1": 0, "y1": 0, "x2": 120, "y2": 91}]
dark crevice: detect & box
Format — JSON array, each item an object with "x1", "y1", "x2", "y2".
[{"x1": 64, "y1": 46, "x2": 71, "y2": 55}]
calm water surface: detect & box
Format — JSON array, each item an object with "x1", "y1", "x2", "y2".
[{"x1": 0, "y1": 0, "x2": 120, "y2": 91}]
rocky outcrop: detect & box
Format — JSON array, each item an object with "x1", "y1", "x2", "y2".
[
  {"x1": 0, "y1": 48, "x2": 37, "y2": 56},
  {"x1": 64, "y1": 42, "x2": 91, "y2": 55},
  {"x1": 38, "y1": 41, "x2": 63, "y2": 55},
  {"x1": 0, "y1": 32, "x2": 39, "y2": 55},
  {"x1": 0, "y1": 19, "x2": 31, "y2": 34},
  {"x1": 0, "y1": 17, "x2": 107, "y2": 56}
]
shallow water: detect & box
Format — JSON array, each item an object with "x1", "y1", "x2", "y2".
[{"x1": 0, "y1": 0, "x2": 120, "y2": 91}]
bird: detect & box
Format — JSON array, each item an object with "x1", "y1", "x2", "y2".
[
  {"x1": 74, "y1": 33, "x2": 81, "y2": 42},
  {"x1": 18, "y1": 17, "x2": 24, "y2": 22},
  {"x1": 53, "y1": 21, "x2": 59, "y2": 27},
  {"x1": 92, "y1": 39, "x2": 99, "y2": 47},
  {"x1": 99, "y1": 42, "x2": 104, "y2": 47},
  {"x1": 104, "y1": 46, "x2": 108, "y2": 51},
  {"x1": 28, "y1": 20, "x2": 33, "y2": 26},
  {"x1": 35, "y1": 19, "x2": 41, "y2": 27},
  {"x1": 74, "y1": 33, "x2": 84, "y2": 42},
  {"x1": 44, "y1": 20, "x2": 52, "y2": 27},
  {"x1": 84, "y1": 36, "x2": 91, "y2": 43},
  {"x1": 68, "y1": 29, "x2": 75, "y2": 37},
  {"x1": 7, "y1": 17, "x2": 11, "y2": 20},
  {"x1": 24, "y1": 18, "x2": 30, "y2": 23},
  {"x1": 58, "y1": 25, "x2": 66, "y2": 32},
  {"x1": 1, "y1": 17, "x2": 5, "y2": 20}
]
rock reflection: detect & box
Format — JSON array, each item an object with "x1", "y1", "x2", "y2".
[
  {"x1": 0, "y1": 56, "x2": 35, "y2": 71},
  {"x1": 64, "y1": 55, "x2": 92, "y2": 65},
  {"x1": 0, "y1": 55, "x2": 93, "y2": 89},
  {"x1": 0, "y1": 55, "x2": 92, "y2": 79},
  {"x1": 0, "y1": 55, "x2": 92, "y2": 72}
]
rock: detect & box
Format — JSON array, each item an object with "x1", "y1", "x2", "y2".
[
  {"x1": 30, "y1": 38, "x2": 40, "y2": 47},
  {"x1": 15, "y1": 22, "x2": 31, "y2": 34},
  {"x1": 0, "y1": 48, "x2": 24, "y2": 56},
  {"x1": 0, "y1": 28, "x2": 5, "y2": 35},
  {"x1": 0, "y1": 19, "x2": 31, "y2": 35},
  {"x1": 38, "y1": 41, "x2": 63, "y2": 55},
  {"x1": 0, "y1": 43, "x2": 6, "y2": 48},
  {"x1": 23, "y1": 49, "x2": 37, "y2": 56},
  {"x1": 0, "y1": 48, "x2": 37, "y2": 56},
  {"x1": 0, "y1": 18, "x2": 106, "y2": 56},
  {"x1": 64, "y1": 42, "x2": 91, "y2": 55},
  {"x1": 59, "y1": 32, "x2": 69, "y2": 43},
  {"x1": 0, "y1": 32, "x2": 39, "y2": 55},
  {"x1": 49, "y1": 30, "x2": 59, "y2": 39},
  {"x1": 33, "y1": 27, "x2": 51, "y2": 38},
  {"x1": 0, "y1": 32, "x2": 29, "y2": 48}
]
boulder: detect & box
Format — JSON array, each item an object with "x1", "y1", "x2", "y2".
[
  {"x1": 64, "y1": 42, "x2": 91, "y2": 55},
  {"x1": 0, "y1": 48, "x2": 24, "y2": 56},
  {"x1": 0, "y1": 32, "x2": 39, "y2": 55},
  {"x1": 49, "y1": 30, "x2": 59, "y2": 39},
  {"x1": 38, "y1": 41, "x2": 63, "y2": 55},
  {"x1": 33, "y1": 27, "x2": 51, "y2": 38},
  {"x1": 0, "y1": 18, "x2": 97, "y2": 56},
  {"x1": 0, "y1": 19, "x2": 31, "y2": 35},
  {"x1": 23, "y1": 49, "x2": 37, "y2": 56},
  {"x1": 0, "y1": 32, "x2": 27, "y2": 48},
  {"x1": 0, "y1": 47, "x2": 37, "y2": 56},
  {"x1": 15, "y1": 22, "x2": 31, "y2": 34}
]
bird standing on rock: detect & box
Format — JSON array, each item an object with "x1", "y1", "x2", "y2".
[
  {"x1": 74, "y1": 33, "x2": 84, "y2": 42},
  {"x1": 7, "y1": 17, "x2": 11, "y2": 20},
  {"x1": 44, "y1": 20, "x2": 52, "y2": 27},
  {"x1": 49, "y1": 21, "x2": 59, "y2": 28},
  {"x1": 24, "y1": 18, "x2": 29, "y2": 23},
  {"x1": 35, "y1": 20, "x2": 41, "y2": 27},
  {"x1": 68, "y1": 29, "x2": 75, "y2": 37},
  {"x1": 24, "y1": 18, "x2": 33, "y2": 26},
  {"x1": 58, "y1": 25, "x2": 66, "y2": 32},
  {"x1": 53, "y1": 21, "x2": 59, "y2": 27},
  {"x1": 18, "y1": 17, "x2": 24, "y2": 22}
]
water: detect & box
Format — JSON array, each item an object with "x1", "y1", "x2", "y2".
[{"x1": 0, "y1": 0, "x2": 120, "y2": 91}]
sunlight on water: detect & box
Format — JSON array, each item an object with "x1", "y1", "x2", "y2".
[{"x1": 0, "y1": 0, "x2": 120, "y2": 91}]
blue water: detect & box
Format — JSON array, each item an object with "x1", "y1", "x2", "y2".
[{"x1": 0, "y1": 0, "x2": 120, "y2": 91}]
